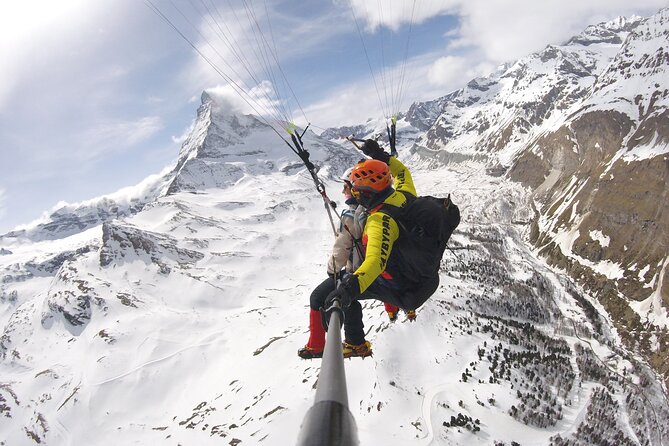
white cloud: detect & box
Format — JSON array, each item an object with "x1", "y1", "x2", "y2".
[
  {"x1": 427, "y1": 56, "x2": 468, "y2": 87},
  {"x1": 427, "y1": 56, "x2": 496, "y2": 88},
  {"x1": 177, "y1": 1, "x2": 350, "y2": 113},
  {"x1": 204, "y1": 81, "x2": 293, "y2": 124},
  {"x1": 347, "y1": 0, "x2": 667, "y2": 74},
  {"x1": 301, "y1": 84, "x2": 376, "y2": 129},
  {"x1": 0, "y1": 188, "x2": 6, "y2": 221},
  {"x1": 172, "y1": 122, "x2": 195, "y2": 145},
  {"x1": 347, "y1": 0, "x2": 457, "y2": 31},
  {"x1": 300, "y1": 58, "x2": 440, "y2": 128},
  {"x1": 318, "y1": 0, "x2": 668, "y2": 128},
  {"x1": 80, "y1": 116, "x2": 163, "y2": 159},
  {"x1": 300, "y1": 48, "x2": 495, "y2": 129},
  {"x1": 0, "y1": 0, "x2": 91, "y2": 108},
  {"x1": 450, "y1": 0, "x2": 668, "y2": 63}
]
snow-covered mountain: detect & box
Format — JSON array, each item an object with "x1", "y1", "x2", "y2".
[
  {"x1": 1, "y1": 10, "x2": 669, "y2": 446},
  {"x1": 364, "y1": 9, "x2": 669, "y2": 392},
  {"x1": 0, "y1": 178, "x2": 170, "y2": 243},
  {"x1": 1, "y1": 92, "x2": 351, "y2": 245},
  {"x1": 509, "y1": 10, "x2": 669, "y2": 388},
  {"x1": 2, "y1": 104, "x2": 667, "y2": 444},
  {"x1": 406, "y1": 15, "x2": 643, "y2": 160}
]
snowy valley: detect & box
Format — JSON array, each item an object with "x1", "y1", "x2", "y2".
[{"x1": 1, "y1": 8, "x2": 669, "y2": 446}]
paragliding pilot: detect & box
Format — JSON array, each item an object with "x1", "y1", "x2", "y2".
[{"x1": 299, "y1": 140, "x2": 441, "y2": 359}]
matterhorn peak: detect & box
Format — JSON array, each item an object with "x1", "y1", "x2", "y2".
[{"x1": 166, "y1": 91, "x2": 354, "y2": 195}]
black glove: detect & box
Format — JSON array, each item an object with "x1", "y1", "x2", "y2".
[
  {"x1": 361, "y1": 139, "x2": 391, "y2": 164},
  {"x1": 327, "y1": 268, "x2": 347, "y2": 281},
  {"x1": 324, "y1": 274, "x2": 360, "y2": 310}
]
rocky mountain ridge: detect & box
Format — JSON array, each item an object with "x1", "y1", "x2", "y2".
[{"x1": 406, "y1": 9, "x2": 668, "y2": 388}]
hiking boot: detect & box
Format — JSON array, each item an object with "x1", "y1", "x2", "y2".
[
  {"x1": 406, "y1": 310, "x2": 417, "y2": 322},
  {"x1": 298, "y1": 346, "x2": 323, "y2": 359},
  {"x1": 387, "y1": 310, "x2": 398, "y2": 322},
  {"x1": 342, "y1": 341, "x2": 373, "y2": 358}
]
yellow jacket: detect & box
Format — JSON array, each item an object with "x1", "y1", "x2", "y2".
[{"x1": 354, "y1": 157, "x2": 417, "y2": 292}]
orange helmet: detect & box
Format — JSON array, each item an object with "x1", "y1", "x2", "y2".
[{"x1": 349, "y1": 159, "x2": 392, "y2": 194}]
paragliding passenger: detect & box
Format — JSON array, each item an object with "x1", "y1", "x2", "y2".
[{"x1": 298, "y1": 167, "x2": 369, "y2": 359}]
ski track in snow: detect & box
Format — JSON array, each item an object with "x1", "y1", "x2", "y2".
[{"x1": 89, "y1": 336, "x2": 228, "y2": 387}]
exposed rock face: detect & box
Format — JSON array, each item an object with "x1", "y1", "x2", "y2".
[
  {"x1": 165, "y1": 97, "x2": 253, "y2": 194},
  {"x1": 512, "y1": 11, "x2": 669, "y2": 388},
  {"x1": 318, "y1": 124, "x2": 368, "y2": 141},
  {"x1": 508, "y1": 9, "x2": 669, "y2": 305},
  {"x1": 509, "y1": 107, "x2": 669, "y2": 384},
  {"x1": 405, "y1": 94, "x2": 456, "y2": 131},
  {"x1": 44, "y1": 261, "x2": 98, "y2": 328},
  {"x1": 100, "y1": 222, "x2": 204, "y2": 270},
  {"x1": 25, "y1": 245, "x2": 97, "y2": 276},
  {"x1": 1, "y1": 197, "x2": 149, "y2": 242}
]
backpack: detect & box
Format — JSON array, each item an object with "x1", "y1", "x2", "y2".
[{"x1": 380, "y1": 192, "x2": 461, "y2": 284}]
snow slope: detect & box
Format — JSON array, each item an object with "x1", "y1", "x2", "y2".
[
  {"x1": 1, "y1": 113, "x2": 667, "y2": 444},
  {"x1": 1, "y1": 11, "x2": 669, "y2": 444}
]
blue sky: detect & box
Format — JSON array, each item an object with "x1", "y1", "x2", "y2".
[{"x1": 0, "y1": 0, "x2": 666, "y2": 234}]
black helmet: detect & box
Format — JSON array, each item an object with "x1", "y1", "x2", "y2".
[{"x1": 361, "y1": 139, "x2": 381, "y2": 154}]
